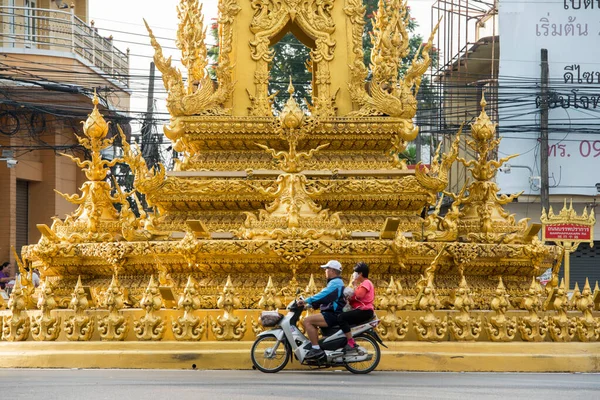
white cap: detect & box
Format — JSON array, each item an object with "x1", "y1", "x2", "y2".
[{"x1": 320, "y1": 260, "x2": 342, "y2": 272}]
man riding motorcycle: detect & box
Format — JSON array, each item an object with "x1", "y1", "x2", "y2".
[{"x1": 298, "y1": 260, "x2": 346, "y2": 360}]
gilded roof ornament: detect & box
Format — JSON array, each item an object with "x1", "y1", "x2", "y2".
[{"x1": 144, "y1": 0, "x2": 237, "y2": 120}]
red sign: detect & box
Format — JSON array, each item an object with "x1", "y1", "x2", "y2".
[{"x1": 544, "y1": 224, "x2": 592, "y2": 241}]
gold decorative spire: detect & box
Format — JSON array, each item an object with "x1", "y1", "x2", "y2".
[
  {"x1": 279, "y1": 78, "x2": 305, "y2": 130},
  {"x1": 450, "y1": 90, "x2": 534, "y2": 244},
  {"x1": 48, "y1": 94, "x2": 128, "y2": 243}
]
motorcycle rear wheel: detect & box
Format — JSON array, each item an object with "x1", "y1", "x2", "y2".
[
  {"x1": 251, "y1": 335, "x2": 290, "y2": 373},
  {"x1": 344, "y1": 334, "x2": 381, "y2": 374}
]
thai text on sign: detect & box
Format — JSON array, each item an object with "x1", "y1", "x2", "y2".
[{"x1": 544, "y1": 224, "x2": 592, "y2": 241}]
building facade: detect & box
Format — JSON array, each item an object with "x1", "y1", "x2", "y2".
[
  {"x1": 0, "y1": 0, "x2": 130, "y2": 275},
  {"x1": 431, "y1": 0, "x2": 600, "y2": 289}
]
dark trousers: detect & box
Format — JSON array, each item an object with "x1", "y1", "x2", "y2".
[{"x1": 337, "y1": 309, "x2": 374, "y2": 334}]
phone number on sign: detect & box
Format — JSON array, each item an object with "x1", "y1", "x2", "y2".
[{"x1": 546, "y1": 140, "x2": 600, "y2": 158}]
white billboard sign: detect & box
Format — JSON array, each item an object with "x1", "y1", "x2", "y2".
[{"x1": 498, "y1": 0, "x2": 600, "y2": 196}]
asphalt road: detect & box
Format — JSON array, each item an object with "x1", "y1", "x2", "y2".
[{"x1": 0, "y1": 370, "x2": 598, "y2": 400}]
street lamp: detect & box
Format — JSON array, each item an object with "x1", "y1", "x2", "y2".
[{"x1": 0, "y1": 150, "x2": 18, "y2": 168}]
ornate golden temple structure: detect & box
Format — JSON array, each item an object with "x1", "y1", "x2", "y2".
[{"x1": 0, "y1": 0, "x2": 598, "y2": 370}]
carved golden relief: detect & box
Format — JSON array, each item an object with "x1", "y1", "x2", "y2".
[{"x1": 239, "y1": 84, "x2": 350, "y2": 242}]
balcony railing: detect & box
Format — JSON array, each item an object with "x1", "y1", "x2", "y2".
[{"x1": 0, "y1": 6, "x2": 129, "y2": 87}]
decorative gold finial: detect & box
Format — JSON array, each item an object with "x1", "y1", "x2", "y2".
[
  {"x1": 377, "y1": 277, "x2": 409, "y2": 341},
  {"x1": 449, "y1": 276, "x2": 481, "y2": 341},
  {"x1": 278, "y1": 78, "x2": 305, "y2": 130},
  {"x1": 413, "y1": 278, "x2": 447, "y2": 341},
  {"x1": 172, "y1": 275, "x2": 206, "y2": 341},
  {"x1": 134, "y1": 275, "x2": 166, "y2": 341},
  {"x1": 518, "y1": 277, "x2": 547, "y2": 342},
  {"x1": 31, "y1": 279, "x2": 61, "y2": 341},
  {"x1": 258, "y1": 276, "x2": 283, "y2": 311},
  {"x1": 65, "y1": 276, "x2": 95, "y2": 341},
  {"x1": 574, "y1": 278, "x2": 600, "y2": 342},
  {"x1": 98, "y1": 275, "x2": 128, "y2": 341},
  {"x1": 2, "y1": 276, "x2": 31, "y2": 341},
  {"x1": 485, "y1": 277, "x2": 517, "y2": 342},
  {"x1": 211, "y1": 275, "x2": 247, "y2": 340},
  {"x1": 548, "y1": 278, "x2": 576, "y2": 342},
  {"x1": 480, "y1": 90, "x2": 487, "y2": 111}
]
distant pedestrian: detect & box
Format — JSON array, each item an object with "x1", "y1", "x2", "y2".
[{"x1": 0, "y1": 262, "x2": 11, "y2": 290}]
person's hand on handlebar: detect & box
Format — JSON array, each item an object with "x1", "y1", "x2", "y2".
[{"x1": 297, "y1": 298, "x2": 306, "y2": 307}]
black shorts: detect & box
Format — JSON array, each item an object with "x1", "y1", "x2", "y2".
[{"x1": 321, "y1": 311, "x2": 340, "y2": 328}]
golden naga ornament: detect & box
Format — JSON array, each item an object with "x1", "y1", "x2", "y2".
[
  {"x1": 485, "y1": 278, "x2": 517, "y2": 342},
  {"x1": 98, "y1": 275, "x2": 129, "y2": 341},
  {"x1": 547, "y1": 279, "x2": 576, "y2": 342},
  {"x1": 448, "y1": 276, "x2": 481, "y2": 341},
  {"x1": 134, "y1": 276, "x2": 166, "y2": 341},
  {"x1": 144, "y1": 0, "x2": 236, "y2": 119},
  {"x1": 172, "y1": 276, "x2": 207, "y2": 341},
  {"x1": 31, "y1": 279, "x2": 61, "y2": 341},
  {"x1": 377, "y1": 277, "x2": 409, "y2": 341},
  {"x1": 65, "y1": 276, "x2": 95, "y2": 341},
  {"x1": 413, "y1": 278, "x2": 447, "y2": 341},
  {"x1": 518, "y1": 277, "x2": 548, "y2": 342},
  {"x1": 573, "y1": 278, "x2": 599, "y2": 342},
  {"x1": 2, "y1": 277, "x2": 31, "y2": 342},
  {"x1": 211, "y1": 276, "x2": 247, "y2": 341}
]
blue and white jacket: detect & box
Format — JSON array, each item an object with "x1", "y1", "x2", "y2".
[{"x1": 305, "y1": 276, "x2": 346, "y2": 314}]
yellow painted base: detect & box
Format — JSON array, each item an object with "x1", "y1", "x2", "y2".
[{"x1": 0, "y1": 341, "x2": 598, "y2": 372}]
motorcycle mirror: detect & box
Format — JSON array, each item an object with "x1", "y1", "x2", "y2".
[{"x1": 295, "y1": 288, "x2": 301, "y2": 295}]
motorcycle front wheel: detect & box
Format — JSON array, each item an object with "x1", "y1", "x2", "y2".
[
  {"x1": 344, "y1": 334, "x2": 381, "y2": 374},
  {"x1": 251, "y1": 335, "x2": 290, "y2": 373}
]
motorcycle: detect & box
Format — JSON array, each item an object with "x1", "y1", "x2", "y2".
[{"x1": 250, "y1": 297, "x2": 386, "y2": 374}]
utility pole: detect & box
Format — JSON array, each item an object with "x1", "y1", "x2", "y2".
[
  {"x1": 141, "y1": 62, "x2": 156, "y2": 167},
  {"x1": 540, "y1": 49, "x2": 550, "y2": 213}
]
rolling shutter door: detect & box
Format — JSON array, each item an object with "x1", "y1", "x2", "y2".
[
  {"x1": 15, "y1": 180, "x2": 28, "y2": 256},
  {"x1": 558, "y1": 241, "x2": 600, "y2": 290}
]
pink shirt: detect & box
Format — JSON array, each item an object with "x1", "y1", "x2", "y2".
[{"x1": 349, "y1": 279, "x2": 375, "y2": 310}]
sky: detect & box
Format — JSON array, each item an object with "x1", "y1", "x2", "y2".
[{"x1": 88, "y1": 0, "x2": 436, "y2": 123}]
